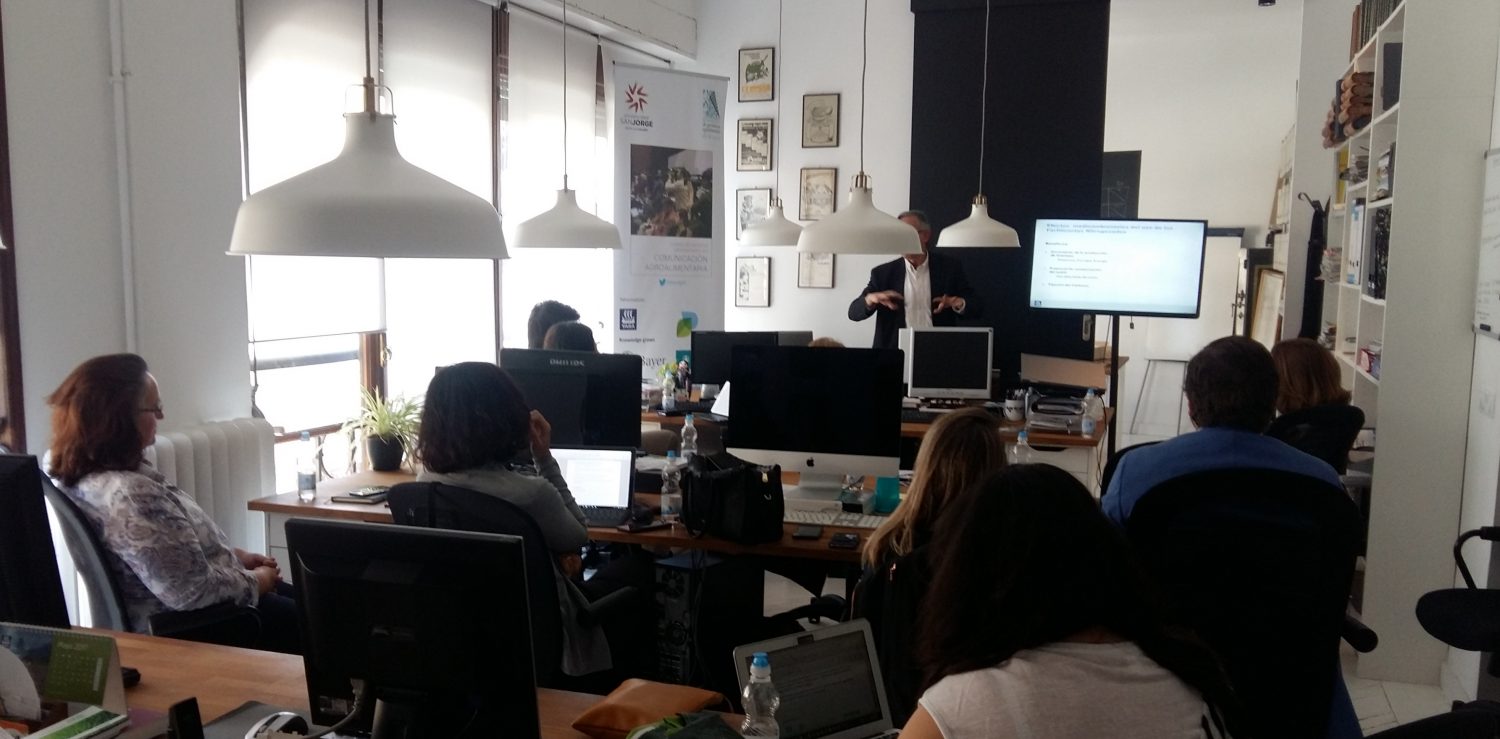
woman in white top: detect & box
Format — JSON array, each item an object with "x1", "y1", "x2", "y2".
[{"x1": 902, "y1": 464, "x2": 1241, "y2": 739}]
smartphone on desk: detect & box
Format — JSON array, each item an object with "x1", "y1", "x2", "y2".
[
  {"x1": 330, "y1": 486, "x2": 389, "y2": 505},
  {"x1": 829, "y1": 533, "x2": 860, "y2": 549}
]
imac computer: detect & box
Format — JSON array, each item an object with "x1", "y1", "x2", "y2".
[
  {"x1": 902, "y1": 327, "x2": 994, "y2": 401},
  {"x1": 499, "y1": 349, "x2": 642, "y2": 449},
  {"x1": 690, "y1": 331, "x2": 814, "y2": 386},
  {"x1": 0, "y1": 454, "x2": 71, "y2": 628},
  {"x1": 727, "y1": 345, "x2": 903, "y2": 500},
  {"x1": 287, "y1": 518, "x2": 539, "y2": 738}
]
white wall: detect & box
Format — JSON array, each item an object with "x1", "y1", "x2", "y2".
[{"x1": 684, "y1": 0, "x2": 914, "y2": 348}]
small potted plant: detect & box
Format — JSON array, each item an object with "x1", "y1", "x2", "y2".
[{"x1": 344, "y1": 388, "x2": 421, "y2": 472}]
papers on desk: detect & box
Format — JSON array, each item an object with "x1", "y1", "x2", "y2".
[
  {"x1": 0, "y1": 624, "x2": 127, "y2": 738},
  {"x1": 635, "y1": 455, "x2": 671, "y2": 473}
]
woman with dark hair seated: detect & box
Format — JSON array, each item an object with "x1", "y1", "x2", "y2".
[
  {"x1": 48, "y1": 354, "x2": 299, "y2": 654},
  {"x1": 902, "y1": 464, "x2": 1240, "y2": 739},
  {"x1": 1271, "y1": 338, "x2": 1351, "y2": 415},
  {"x1": 416, "y1": 362, "x2": 653, "y2": 678},
  {"x1": 542, "y1": 321, "x2": 598, "y2": 352}
]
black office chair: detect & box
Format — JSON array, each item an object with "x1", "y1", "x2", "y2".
[
  {"x1": 387, "y1": 482, "x2": 636, "y2": 688},
  {"x1": 1126, "y1": 468, "x2": 1371, "y2": 739},
  {"x1": 42, "y1": 474, "x2": 261, "y2": 646},
  {"x1": 1099, "y1": 440, "x2": 1161, "y2": 493},
  {"x1": 1266, "y1": 404, "x2": 1366, "y2": 475}
]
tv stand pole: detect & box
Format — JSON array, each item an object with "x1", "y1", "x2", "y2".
[{"x1": 1107, "y1": 316, "x2": 1120, "y2": 459}]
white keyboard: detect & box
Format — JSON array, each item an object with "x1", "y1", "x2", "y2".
[{"x1": 784, "y1": 509, "x2": 888, "y2": 529}]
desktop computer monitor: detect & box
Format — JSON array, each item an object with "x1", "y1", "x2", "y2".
[
  {"x1": 0, "y1": 454, "x2": 70, "y2": 628},
  {"x1": 499, "y1": 349, "x2": 642, "y2": 449},
  {"x1": 903, "y1": 327, "x2": 994, "y2": 400},
  {"x1": 690, "y1": 331, "x2": 814, "y2": 386},
  {"x1": 286, "y1": 518, "x2": 539, "y2": 738},
  {"x1": 727, "y1": 345, "x2": 903, "y2": 493}
]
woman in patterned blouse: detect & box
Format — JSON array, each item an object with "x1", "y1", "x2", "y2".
[{"x1": 47, "y1": 353, "x2": 299, "y2": 654}]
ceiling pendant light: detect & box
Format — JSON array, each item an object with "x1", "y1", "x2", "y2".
[
  {"x1": 936, "y1": 0, "x2": 1020, "y2": 248},
  {"x1": 512, "y1": 1, "x2": 621, "y2": 249},
  {"x1": 229, "y1": 0, "x2": 506, "y2": 259},
  {"x1": 739, "y1": 0, "x2": 802, "y2": 248},
  {"x1": 797, "y1": 0, "x2": 917, "y2": 256}
]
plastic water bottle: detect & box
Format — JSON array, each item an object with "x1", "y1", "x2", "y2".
[
  {"x1": 740, "y1": 652, "x2": 781, "y2": 738},
  {"x1": 680, "y1": 414, "x2": 699, "y2": 461},
  {"x1": 1081, "y1": 388, "x2": 1105, "y2": 438},
  {"x1": 661, "y1": 451, "x2": 682, "y2": 522},
  {"x1": 1010, "y1": 429, "x2": 1035, "y2": 465},
  {"x1": 661, "y1": 373, "x2": 677, "y2": 412},
  {"x1": 296, "y1": 431, "x2": 317, "y2": 503}
]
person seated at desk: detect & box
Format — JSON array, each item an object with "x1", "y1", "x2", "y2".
[
  {"x1": 415, "y1": 362, "x2": 654, "y2": 678},
  {"x1": 1271, "y1": 338, "x2": 1351, "y2": 416},
  {"x1": 47, "y1": 354, "x2": 299, "y2": 654},
  {"x1": 528, "y1": 299, "x2": 580, "y2": 349},
  {"x1": 853, "y1": 408, "x2": 1007, "y2": 726},
  {"x1": 543, "y1": 320, "x2": 598, "y2": 352},
  {"x1": 902, "y1": 464, "x2": 1243, "y2": 739},
  {"x1": 847, "y1": 210, "x2": 982, "y2": 350}
]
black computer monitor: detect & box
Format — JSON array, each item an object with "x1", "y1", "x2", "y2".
[
  {"x1": 690, "y1": 331, "x2": 814, "y2": 386},
  {"x1": 498, "y1": 349, "x2": 642, "y2": 449},
  {"x1": 904, "y1": 327, "x2": 994, "y2": 400},
  {"x1": 0, "y1": 454, "x2": 70, "y2": 628},
  {"x1": 727, "y1": 345, "x2": 903, "y2": 494},
  {"x1": 286, "y1": 519, "x2": 539, "y2": 738}
]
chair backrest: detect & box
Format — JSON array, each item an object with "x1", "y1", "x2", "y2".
[
  {"x1": 386, "y1": 481, "x2": 562, "y2": 686},
  {"x1": 1099, "y1": 440, "x2": 1161, "y2": 493},
  {"x1": 40, "y1": 476, "x2": 131, "y2": 630},
  {"x1": 0, "y1": 454, "x2": 70, "y2": 627},
  {"x1": 1126, "y1": 468, "x2": 1360, "y2": 738},
  {"x1": 1266, "y1": 404, "x2": 1365, "y2": 474}
]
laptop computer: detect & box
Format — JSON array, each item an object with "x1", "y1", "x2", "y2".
[
  {"x1": 551, "y1": 446, "x2": 635, "y2": 527},
  {"x1": 732, "y1": 619, "x2": 900, "y2": 739}
]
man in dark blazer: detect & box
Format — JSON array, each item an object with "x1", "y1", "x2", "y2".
[{"x1": 847, "y1": 210, "x2": 983, "y2": 350}]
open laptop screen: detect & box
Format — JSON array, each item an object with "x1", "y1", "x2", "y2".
[
  {"x1": 550, "y1": 447, "x2": 634, "y2": 508},
  {"x1": 744, "y1": 627, "x2": 887, "y2": 739}
]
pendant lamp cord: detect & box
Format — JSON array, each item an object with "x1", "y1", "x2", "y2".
[
  {"x1": 978, "y1": 0, "x2": 990, "y2": 195},
  {"x1": 859, "y1": 0, "x2": 868, "y2": 174},
  {"x1": 562, "y1": 0, "x2": 569, "y2": 190},
  {"x1": 774, "y1": 0, "x2": 784, "y2": 206}
]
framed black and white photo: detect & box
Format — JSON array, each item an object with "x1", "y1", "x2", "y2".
[
  {"x1": 801, "y1": 93, "x2": 840, "y2": 148},
  {"x1": 736, "y1": 188, "x2": 772, "y2": 238},
  {"x1": 738, "y1": 47, "x2": 775, "y2": 102},
  {"x1": 735, "y1": 256, "x2": 771, "y2": 308},
  {"x1": 798, "y1": 252, "x2": 835, "y2": 289},
  {"x1": 799, "y1": 167, "x2": 837, "y2": 220},
  {"x1": 737, "y1": 119, "x2": 773, "y2": 172}
]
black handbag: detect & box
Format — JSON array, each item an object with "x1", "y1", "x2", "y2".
[{"x1": 680, "y1": 452, "x2": 784, "y2": 545}]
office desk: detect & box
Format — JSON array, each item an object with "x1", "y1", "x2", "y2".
[{"x1": 104, "y1": 630, "x2": 604, "y2": 738}]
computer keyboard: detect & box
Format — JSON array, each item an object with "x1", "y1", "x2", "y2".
[
  {"x1": 900, "y1": 408, "x2": 942, "y2": 423},
  {"x1": 784, "y1": 509, "x2": 888, "y2": 529},
  {"x1": 581, "y1": 506, "x2": 629, "y2": 527}
]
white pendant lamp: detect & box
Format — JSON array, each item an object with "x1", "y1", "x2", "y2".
[
  {"x1": 936, "y1": 0, "x2": 1020, "y2": 249},
  {"x1": 796, "y1": 0, "x2": 917, "y2": 257},
  {"x1": 513, "y1": 1, "x2": 621, "y2": 249},
  {"x1": 229, "y1": 0, "x2": 506, "y2": 259},
  {"x1": 739, "y1": 0, "x2": 802, "y2": 248}
]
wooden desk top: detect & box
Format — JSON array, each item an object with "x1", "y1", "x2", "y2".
[
  {"x1": 644, "y1": 408, "x2": 1112, "y2": 447},
  {"x1": 104, "y1": 630, "x2": 600, "y2": 737}
]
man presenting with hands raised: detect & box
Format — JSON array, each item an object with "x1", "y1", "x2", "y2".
[{"x1": 848, "y1": 210, "x2": 983, "y2": 350}]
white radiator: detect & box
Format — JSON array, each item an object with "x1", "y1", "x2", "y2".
[{"x1": 145, "y1": 418, "x2": 277, "y2": 554}]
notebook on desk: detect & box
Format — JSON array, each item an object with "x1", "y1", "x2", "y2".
[
  {"x1": 732, "y1": 619, "x2": 899, "y2": 739},
  {"x1": 551, "y1": 446, "x2": 635, "y2": 527}
]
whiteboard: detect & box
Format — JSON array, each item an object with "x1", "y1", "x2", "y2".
[
  {"x1": 1144, "y1": 234, "x2": 1243, "y2": 359},
  {"x1": 1474, "y1": 149, "x2": 1500, "y2": 339}
]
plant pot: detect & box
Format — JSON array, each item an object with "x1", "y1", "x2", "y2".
[{"x1": 367, "y1": 435, "x2": 404, "y2": 472}]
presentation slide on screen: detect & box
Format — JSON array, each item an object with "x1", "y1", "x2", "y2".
[{"x1": 1029, "y1": 219, "x2": 1205, "y2": 316}]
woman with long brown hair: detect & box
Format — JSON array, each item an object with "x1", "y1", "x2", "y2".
[
  {"x1": 48, "y1": 353, "x2": 297, "y2": 653},
  {"x1": 1271, "y1": 338, "x2": 1351, "y2": 414}
]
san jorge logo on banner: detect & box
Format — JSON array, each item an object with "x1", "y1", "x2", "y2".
[{"x1": 620, "y1": 81, "x2": 652, "y2": 130}]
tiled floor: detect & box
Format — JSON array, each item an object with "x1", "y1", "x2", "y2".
[{"x1": 763, "y1": 573, "x2": 1456, "y2": 736}]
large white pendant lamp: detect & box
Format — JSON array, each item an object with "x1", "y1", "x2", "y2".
[
  {"x1": 229, "y1": 0, "x2": 506, "y2": 259},
  {"x1": 739, "y1": 0, "x2": 802, "y2": 248},
  {"x1": 936, "y1": 0, "x2": 1020, "y2": 248},
  {"x1": 512, "y1": 1, "x2": 621, "y2": 249},
  {"x1": 796, "y1": 0, "x2": 917, "y2": 257}
]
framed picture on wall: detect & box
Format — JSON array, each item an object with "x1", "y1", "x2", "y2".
[
  {"x1": 735, "y1": 256, "x2": 771, "y2": 308},
  {"x1": 1249, "y1": 267, "x2": 1285, "y2": 348},
  {"x1": 737, "y1": 119, "x2": 773, "y2": 172},
  {"x1": 801, "y1": 93, "x2": 840, "y2": 148},
  {"x1": 799, "y1": 167, "x2": 838, "y2": 220},
  {"x1": 798, "y1": 252, "x2": 835, "y2": 289},
  {"x1": 736, "y1": 188, "x2": 772, "y2": 238},
  {"x1": 738, "y1": 48, "x2": 775, "y2": 102}
]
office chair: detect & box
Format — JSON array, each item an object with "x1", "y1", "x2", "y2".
[
  {"x1": 387, "y1": 482, "x2": 637, "y2": 688},
  {"x1": 1099, "y1": 440, "x2": 1161, "y2": 493},
  {"x1": 640, "y1": 428, "x2": 680, "y2": 456},
  {"x1": 1126, "y1": 468, "x2": 1372, "y2": 738},
  {"x1": 41, "y1": 475, "x2": 261, "y2": 646},
  {"x1": 1267, "y1": 404, "x2": 1366, "y2": 474}
]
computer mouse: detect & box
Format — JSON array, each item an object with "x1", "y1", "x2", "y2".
[{"x1": 244, "y1": 711, "x2": 309, "y2": 739}]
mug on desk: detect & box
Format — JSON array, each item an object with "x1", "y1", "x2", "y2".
[{"x1": 1002, "y1": 398, "x2": 1025, "y2": 422}]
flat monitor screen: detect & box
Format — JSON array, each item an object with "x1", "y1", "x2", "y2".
[
  {"x1": 287, "y1": 519, "x2": 539, "y2": 737},
  {"x1": 907, "y1": 328, "x2": 994, "y2": 400},
  {"x1": 727, "y1": 345, "x2": 902, "y2": 481},
  {"x1": 1029, "y1": 218, "x2": 1208, "y2": 317},
  {"x1": 499, "y1": 349, "x2": 642, "y2": 449},
  {"x1": 690, "y1": 331, "x2": 778, "y2": 386}
]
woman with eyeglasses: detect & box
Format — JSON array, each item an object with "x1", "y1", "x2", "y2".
[{"x1": 48, "y1": 353, "x2": 298, "y2": 654}]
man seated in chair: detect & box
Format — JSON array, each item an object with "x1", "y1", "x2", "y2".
[{"x1": 1101, "y1": 335, "x2": 1343, "y2": 526}]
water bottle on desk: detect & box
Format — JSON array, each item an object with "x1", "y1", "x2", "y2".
[
  {"x1": 1081, "y1": 388, "x2": 1104, "y2": 438},
  {"x1": 661, "y1": 451, "x2": 682, "y2": 523},
  {"x1": 296, "y1": 431, "x2": 317, "y2": 503},
  {"x1": 680, "y1": 414, "x2": 699, "y2": 461},
  {"x1": 741, "y1": 652, "x2": 781, "y2": 738},
  {"x1": 1010, "y1": 429, "x2": 1035, "y2": 465}
]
